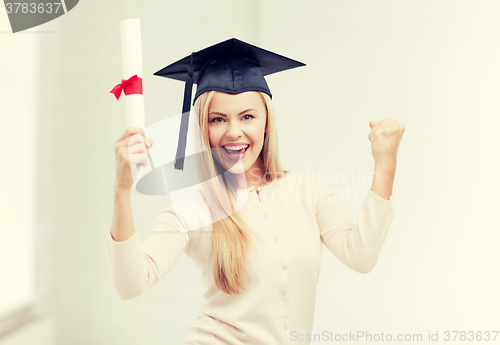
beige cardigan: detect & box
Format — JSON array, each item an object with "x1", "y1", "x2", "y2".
[{"x1": 107, "y1": 171, "x2": 394, "y2": 344}]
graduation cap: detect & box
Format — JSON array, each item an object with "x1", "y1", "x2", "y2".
[{"x1": 154, "y1": 38, "x2": 305, "y2": 171}]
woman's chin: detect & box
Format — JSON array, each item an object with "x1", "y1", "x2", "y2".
[
  {"x1": 225, "y1": 160, "x2": 246, "y2": 175},
  {"x1": 214, "y1": 155, "x2": 246, "y2": 175}
]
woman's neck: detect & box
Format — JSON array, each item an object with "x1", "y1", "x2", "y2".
[
  {"x1": 244, "y1": 158, "x2": 270, "y2": 189},
  {"x1": 224, "y1": 158, "x2": 270, "y2": 190}
]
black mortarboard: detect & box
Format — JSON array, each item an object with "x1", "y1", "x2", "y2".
[{"x1": 154, "y1": 38, "x2": 305, "y2": 171}]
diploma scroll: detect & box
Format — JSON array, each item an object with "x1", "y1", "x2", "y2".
[
  {"x1": 120, "y1": 18, "x2": 145, "y2": 130},
  {"x1": 117, "y1": 19, "x2": 151, "y2": 186}
]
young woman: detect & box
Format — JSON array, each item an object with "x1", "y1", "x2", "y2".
[{"x1": 108, "y1": 38, "x2": 405, "y2": 345}]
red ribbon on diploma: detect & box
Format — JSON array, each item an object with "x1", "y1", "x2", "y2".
[{"x1": 110, "y1": 74, "x2": 143, "y2": 100}]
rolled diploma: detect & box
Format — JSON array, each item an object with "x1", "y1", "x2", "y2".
[
  {"x1": 120, "y1": 19, "x2": 145, "y2": 129},
  {"x1": 120, "y1": 19, "x2": 151, "y2": 187}
]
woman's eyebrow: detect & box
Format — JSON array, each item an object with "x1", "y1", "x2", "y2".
[
  {"x1": 238, "y1": 108, "x2": 257, "y2": 115},
  {"x1": 208, "y1": 109, "x2": 257, "y2": 117},
  {"x1": 208, "y1": 112, "x2": 227, "y2": 117}
]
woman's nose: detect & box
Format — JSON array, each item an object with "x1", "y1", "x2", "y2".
[{"x1": 225, "y1": 121, "x2": 243, "y2": 138}]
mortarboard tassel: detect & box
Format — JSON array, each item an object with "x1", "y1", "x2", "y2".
[{"x1": 173, "y1": 53, "x2": 195, "y2": 170}]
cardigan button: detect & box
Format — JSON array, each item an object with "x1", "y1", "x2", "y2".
[
  {"x1": 284, "y1": 324, "x2": 288, "y2": 330},
  {"x1": 263, "y1": 213, "x2": 268, "y2": 218},
  {"x1": 281, "y1": 264, "x2": 287, "y2": 270}
]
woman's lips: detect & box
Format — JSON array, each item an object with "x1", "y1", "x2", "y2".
[{"x1": 223, "y1": 145, "x2": 249, "y2": 161}]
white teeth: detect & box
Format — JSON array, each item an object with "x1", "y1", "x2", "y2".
[{"x1": 224, "y1": 144, "x2": 249, "y2": 151}]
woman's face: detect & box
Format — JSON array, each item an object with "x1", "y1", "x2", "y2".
[{"x1": 208, "y1": 91, "x2": 267, "y2": 175}]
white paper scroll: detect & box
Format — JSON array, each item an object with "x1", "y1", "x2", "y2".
[
  {"x1": 120, "y1": 18, "x2": 145, "y2": 129},
  {"x1": 118, "y1": 19, "x2": 151, "y2": 187}
]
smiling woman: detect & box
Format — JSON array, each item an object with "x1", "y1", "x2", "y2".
[
  {"x1": 107, "y1": 38, "x2": 401, "y2": 345},
  {"x1": 207, "y1": 91, "x2": 268, "y2": 186}
]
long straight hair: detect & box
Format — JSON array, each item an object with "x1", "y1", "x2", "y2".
[{"x1": 193, "y1": 90, "x2": 287, "y2": 295}]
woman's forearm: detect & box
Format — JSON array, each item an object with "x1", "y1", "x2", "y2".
[
  {"x1": 110, "y1": 184, "x2": 136, "y2": 242},
  {"x1": 370, "y1": 159, "x2": 397, "y2": 200}
]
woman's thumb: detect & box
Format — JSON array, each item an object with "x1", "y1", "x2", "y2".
[
  {"x1": 147, "y1": 136, "x2": 155, "y2": 148},
  {"x1": 369, "y1": 120, "x2": 378, "y2": 129}
]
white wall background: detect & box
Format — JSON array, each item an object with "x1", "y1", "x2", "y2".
[
  {"x1": 0, "y1": 4, "x2": 39, "y2": 334},
  {"x1": 1, "y1": 0, "x2": 499, "y2": 344}
]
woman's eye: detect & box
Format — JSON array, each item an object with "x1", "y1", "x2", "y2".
[
  {"x1": 211, "y1": 117, "x2": 224, "y2": 123},
  {"x1": 242, "y1": 115, "x2": 254, "y2": 121}
]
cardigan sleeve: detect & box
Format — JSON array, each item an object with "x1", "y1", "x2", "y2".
[
  {"x1": 316, "y1": 188, "x2": 394, "y2": 273},
  {"x1": 106, "y1": 206, "x2": 191, "y2": 300}
]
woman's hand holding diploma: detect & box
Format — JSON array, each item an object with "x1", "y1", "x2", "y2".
[
  {"x1": 110, "y1": 127, "x2": 154, "y2": 243},
  {"x1": 367, "y1": 118, "x2": 405, "y2": 200},
  {"x1": 114, "y1": 127, "x2": 155, "y2": 191}
]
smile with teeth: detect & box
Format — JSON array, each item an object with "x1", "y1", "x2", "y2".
[{"x1": 223, "y1": 144, "x2": 250, "y2": 156}]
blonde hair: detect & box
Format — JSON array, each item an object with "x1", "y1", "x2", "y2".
[{"x1": 193, "y1": 90, "x2": 288, "y2": 295}]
